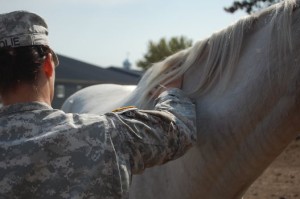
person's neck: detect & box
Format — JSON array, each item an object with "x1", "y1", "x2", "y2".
[{"x1": 2, "y1": 84, "x2": 51, "y2": 106}]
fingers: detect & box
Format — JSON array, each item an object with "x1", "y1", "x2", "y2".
[
  {"x1": 149, "y1": 76, "x2": 183, "y2": 98},
  {"x1": 164, "y1": 76, "x2": 183, "y2": 89},
  {"x1": 149, "y1": 84, "x2": 166, "y2": 98}
]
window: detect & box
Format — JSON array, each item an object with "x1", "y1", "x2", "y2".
[
  {"x1": 76, "y1": 85, "x2": 82, "y2": 90},
  {"x1": 56, "y1": 85, "x2": 65, "y2": 98}
]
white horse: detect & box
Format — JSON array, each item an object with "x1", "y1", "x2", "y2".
[{"x1": 62, "y1": 0, "x2": 300, "y2": 198}]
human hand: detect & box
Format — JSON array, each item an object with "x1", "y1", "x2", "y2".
[
  {"x1": 150, "y1": 76, "x2": 183, "y2": 98},
  {"x1": 164, "y1": 75, "x2": 183, "y2": 89}
]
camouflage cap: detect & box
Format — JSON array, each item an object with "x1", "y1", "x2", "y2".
[{"x1": 0, "y1": 10, "x2": 59, "y2": 66}]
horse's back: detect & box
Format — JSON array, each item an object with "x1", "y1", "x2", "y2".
[{"x1": 62, "y1": 84, "x2": 136, "y2": 114}]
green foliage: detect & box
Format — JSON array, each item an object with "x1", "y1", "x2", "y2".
[
  {"x1": 224, "y1": 0, "x2": 282, "y2": 14},
  {"x1": 137, "y1": 36, "x2": 192, "y2": 70}
]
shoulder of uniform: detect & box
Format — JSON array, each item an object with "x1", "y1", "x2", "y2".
[{"x1": 111, "y1": 106, "x2": 137, "y2": 113}]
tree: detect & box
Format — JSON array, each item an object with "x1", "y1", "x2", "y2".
[
  {"x1": 137, "y1": 36, "x2": 192, "y2": 70},
  {"x1": 224, "y1": 0, "x2": 282, "y2": 14}
]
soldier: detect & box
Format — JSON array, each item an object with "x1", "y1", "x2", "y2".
[{"x1": 0, "y1": 11, "x2": 196, "y2": 199}]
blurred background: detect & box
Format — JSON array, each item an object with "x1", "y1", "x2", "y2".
[{"x1": 1, "y1": 0, "x2": 246, "y2": 70}]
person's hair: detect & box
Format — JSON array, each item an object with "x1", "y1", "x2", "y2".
[{"x1": 0, "y1": 45, "x2": 51, "y2": 95}]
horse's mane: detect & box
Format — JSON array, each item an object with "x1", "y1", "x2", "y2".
[{"x1": 129, "y1": 0, "x2": 297, "y2": 108}]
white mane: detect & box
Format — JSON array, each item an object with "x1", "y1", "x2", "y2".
[{"x1": 128, "y1": 0, "x2": 296, "y2": 108}]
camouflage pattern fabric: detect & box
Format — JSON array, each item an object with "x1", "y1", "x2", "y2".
[
  {"x1": 0, "y1": 11, "x2": 49, "y2": 48},
  {"x1": 0, "y1": 88, "x2": 196, "y2": 199}
]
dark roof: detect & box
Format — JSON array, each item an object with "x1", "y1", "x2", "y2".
[
  {"x1": 56, "y1": 55, "x2": 141, "y2": 85},
  {"x1": 107, "y1": 66, "x2": 144, "y2": 77}
]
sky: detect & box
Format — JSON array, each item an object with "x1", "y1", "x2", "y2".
[{"x1": 1, "y1": 0, "x2": 246, "y2": 70}]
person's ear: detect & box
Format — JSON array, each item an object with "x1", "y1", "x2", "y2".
[{"x1": 43, "y1": 53, "x2": 54, "y2": 78}]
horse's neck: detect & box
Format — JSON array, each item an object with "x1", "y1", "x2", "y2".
[
  {"x1": 130, "y1": 4, "x2": 300, "y2": 198},
  {"x1": 178, "y1": 12, "x2": 300, "y2": 198},
  {"x1": 134, "y1": 39, "x2": 300, "y2": 199}
]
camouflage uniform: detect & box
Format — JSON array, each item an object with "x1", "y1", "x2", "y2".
[{"x1": 0, "y1": 88, "x2": 196, "y2": 199}]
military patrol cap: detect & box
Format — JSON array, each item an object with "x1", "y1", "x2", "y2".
[{"x1": 0, "y1": 10, "x2": 59, "y2": 66}]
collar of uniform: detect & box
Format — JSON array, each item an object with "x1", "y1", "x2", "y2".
[{"x1": 0, "y1": 101, "x2": 53, "y2": 116}]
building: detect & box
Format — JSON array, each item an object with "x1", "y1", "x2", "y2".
[
  {"x1": 53, "y1": 55, "x2": 143, "y2": 109},
  {"x1": 123, "y1": 58, "x2": 132, "y2": 70}
]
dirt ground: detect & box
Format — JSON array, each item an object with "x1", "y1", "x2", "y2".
[{"x1": 243, "y1": 137, "x2": 300, "y2": 199}]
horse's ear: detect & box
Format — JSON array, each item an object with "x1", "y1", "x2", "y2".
[{"x1": 43, "y1": 53, "x2": 54, "y2": 78}]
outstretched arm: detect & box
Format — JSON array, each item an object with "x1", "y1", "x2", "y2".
[{"x1": 105, "y1": 88, "x2": 197, "y2": 174}]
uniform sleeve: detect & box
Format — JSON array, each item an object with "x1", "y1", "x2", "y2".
[{"x1": 105, "y1": 88, "x2": 197, "y2": 174}]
